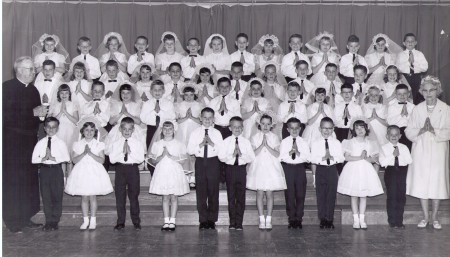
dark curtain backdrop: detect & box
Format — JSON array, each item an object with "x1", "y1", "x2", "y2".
[{"x1": 3, "y1": 2, "x2": 450, "y2": 103}]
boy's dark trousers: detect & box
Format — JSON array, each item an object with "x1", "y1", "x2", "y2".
[
  {"x1": 146, "y1": 125, "x2": 158, "y2": 175},
  {"x1": 214, "y1": 124, "x2": 232, "y2": 184},
  {"x1": 402, "y1": 73, "x2": 424, "y2": 104},
  {"x1": 195, "y1": 157, "x2": 221, "y2": 223},
  {"x1": 282, "y1": 162, "x2": 307, "y2": 223},
  {"x1": 315, "y1": 165, "x2": 338, "y2": 222},
  {"x1": 115, "y1": 164, "x2": 141, "y2": 225},
  {"x1": 384, "y1": 165, "x2": 408, "y2": 226},
  {"x1": 39, "y1": 164, "x2": 64, "y2": 225},
  {"x1": 225, "y1": 164, "x2": 247, "y2": 226}
]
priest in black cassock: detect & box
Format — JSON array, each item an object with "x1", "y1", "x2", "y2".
[{"x1": 2, "y1": 56, "x2": 48, "y2": 233}]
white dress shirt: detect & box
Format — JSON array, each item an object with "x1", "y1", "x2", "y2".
[
  {"x1": 310, "y1": 137, "x2": 345, "y2": 165},
  {"x1": 379, "y1": 142, "x2": 412, "y2": 167},
  {"x1": 140, "y1": 98, "x2": 176, "y2": 126},
  {"x1": 68, "y1": 79, "x2": 92, "y2": 109},
  {"x1": 180, "y1": 54, "x2": 204, "y2": 79},
  {"x1": 365, "y1": 52, "x2": 395, "y2": 76},
  {"x1": 277, "y1": 99, "x2": 308, "y2": 124},
  {"x1": 230, "y1": 79, "x2": 249, "y2": 104},
  {"x1": 352, "y1": 82, "x2": 370, "y2": 95},
  {"x1": 380, "y1": 82, "x2": 399, "y2": 105},
  {"x1": 281, "y1": 51, "x2": 312, "y2": 79},
  {"x1": 218, "y1": 135, "x2": 255, "y2": 165},
  {"x1": 34, "y1": 74, "x2": 63, "y2": 105},
  {"x1": 127, "y1": 52, "x2": 155, "y2": 75},
  {"x1": 395, "y1": 49, "x2": 428, "y2": 74},
  {"x1": 334, "y1": 101, "x2": 363, "y2": 128},
  {"x1": 316, "y1": 79, "x2": 342, "y2": 97},
  {"x1": 279, "y1": 136, "x2": 311, "y2": 164},
  {"x1": 99, "y1": 72, "x2": 130, "y2": 95},
  {"x1": 292, "y1": 78, "x2": 316, "y2": 105},
  {"x1": 187, "y1": 126, "x2": 224, "y2": 158},
  {"x1": 386, "y1": 101, "x2": 415, "y2": 127},
  {"x1": 70, "y1": 53, "x2": 101, "y2": 79},
  {"x1": 80, "y1": 99, "x2": 111, "y2": 127},
  {"x1": 163, "y1": 80, "x2": 185, "y2": 101},
  {"x1": 230, "y1": 50, "x2": 256, "y2": 75},
  {"x1": 135, "y1": 81, "x2": 153, "y2": 100},
  {"x1": 339, "y1": 53, "x2": 368, "y2": 78},
  {"x1": 32, "y1": 135, "x2": 70, "y2": 164},
  {"x1": 208, "y1": 94, "x2": 241, "y2": 126},
  {"x1": 155, "y1": 52, "x2": 184, "y2": 71},
  {"x1": 108, "y1": 136, "x2": 145, "y2": 164}
]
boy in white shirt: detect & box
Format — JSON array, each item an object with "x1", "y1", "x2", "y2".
[
  {"x1": 80, "y1": 81, "x2": 111, "y2": 130},
  {"x1": 100, "y1": 60, "x2": 130, "y2": 99},
  {"x1": 334, "y1": 83, "x2": 363, "y2": 142},
  {"x1": 316, "y1": 63, "x2": 342, "y2": 107},
  {"x1": 292, "y1": 60, "x2": 315, "y2": 105},
  {"x1": 34, "y1": 60, "x2": 63, "y2": 106},
  {"x1": 70, "y1": 37, "x2": 101, "y2": 80},
  {"x1": 339, "y1": 35, "x2": 368, "y2": 84},
  {"x1": 277, "y1": 81, "x2": 308, "y2": 139},
  {"x1": 181, "y1": 38, "x2": 204, "y2": 81},
  {"x1": 230, "y1": 33, "x2": 255, "y2": 81},
  {"x1": 163, "y1": 62, "x2": 185, "y2": 102},
  {"x1": 229, "y1": 62, "x2": 249, "y2": 104},
  {"x1": 352, "y1": 65, "x2": 369, "y2": 105},
  {"x1": 281, "y1": 34, "x2": 312, "y2": 82},
  {"x1": 127, "y1": 36, "x2": 155, "y2": 76}
]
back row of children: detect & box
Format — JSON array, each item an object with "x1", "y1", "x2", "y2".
[{"x1": 30, "y1": 30, "x2": 426, "y2": 231}]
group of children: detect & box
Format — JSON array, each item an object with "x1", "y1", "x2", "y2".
[{"x1": 30, "y1": 30, "x2": 430, "y2": 232}]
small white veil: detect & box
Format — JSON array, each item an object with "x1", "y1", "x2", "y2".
[
  {"x1": 365, "y1": 33, "x2": 403, "y2": 56},
  {"x1": 305, "y1": 31, "x2": 340, "y2": 55},
  {"x1": 203, "y1": 33, "x2": 229, "y2": 56},
  {"x1": 251, "y1": 34, "x2": 284, "y2": 56},
  {"x1": 155, "y1": 31, "x2": 187, "y2": 56},
  {"x1": 77, "y1": 116, "x2": 108, "y2": 142},
  {"x1": 94, "y1": 32, "x2": 131, "y2": 60},
  {"x1": 32, "y1": 34, "x2": 71, "y2": 67}
]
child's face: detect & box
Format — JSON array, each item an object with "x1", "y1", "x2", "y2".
[
  {"x1": 341, "y1": 88, "x2": 354, "y2": 102},
  {"x1": 260, "y1": 118, "x2": 272, "y2": 133},
  {"x1": 162, "y1": 124, "x2": 174, "y2": 138},
  {"x1": 368, "y1": 89, "x2": 380, "y2": 104},
  {"x1": 319, "y1": 121, "x2": 334, "y2": 138},
  {"x1": 43, "y1": 65, "x2": 55, "y2": 79},
  {"x1": 44, "y1": 121, "x2": 59, "y2": 137},
  {"x1": 386, "y1": 128, "x2": 401, "y2": 144},
  {"x1": 395, "y1": 89, "x2": 410, "y2": 103},
  {"x1": 108, "y1": 39, "x2": 119, "y2": 52},
  {"x1": 235, "y1": 37, "x2": 248, "y2": 51},
  {"x1": 287, "y1": 86, "x2": 300, "y2": 100},
  {"x1": 140, "y1": 68, "x2": 152, "y2": 82},
  {"x1": 354, "y1": 125, "x2": 367, "y2": 137},
  {"x1": 387, "y1": 68, "x2": 398, "y2": 82},
  {"x1": 324, "y1": 67, "x2": 337, "y2": 81},
  {"x1": 135, "y1": 38, "x2": 148, "y2": 53},
  {"x1": 164, "y1": 39, "x2": 175, "y2": 53},
  {"x1": 347, "y1": 42, "x2": 360, "y2": 54},
  {"x1": 263, "y1": 42, "x2": 274, "y2": 54},
  {"x1": 44, "y1": 40, "x2": 56, "y2": 53},
  {"x1": 250, "y1": 84, "x2": 263, "y2": 98},
  {"x1": 78, "y1": 41, "x2": 92, "y2": 55},
  {"x1": 218, "y1": 82, "x2": 231, "y2": 96},
  {"x1": 354, "y1": 69, "x2": 367, "y2": 84},
  {"x1": 121, "y1": 89, "x2": 132, "y2": 102},
  {"x1": 74, "y1": 68, "x2": 85, "y2": 80},
  {"x1": 211, "y1": 39, "x2": 223, "y2": 53},
  {"x1": 59, "y1": 90, "x2": 70, "y2": 102},
  {"x1": 150, "y1": 85, "x2": 164, "y2": 99},
  {"x1": 289, "y1": 37, "x2": 302, "y2": 52},
  {"x1": 183, "y1": 91, "x2": 195, "y2": 102},
  {"x1": 296, "y1": 64, "x2": 309, "y2": 78},
  {"x1": 106, "y1": 66, "x2": 118, "y2": 79},
  {"x1": 119, "y1": 123, "x2": 134, "y2": 139},
  {"x1": 230, "y1": 66, "x2": 243, "y2": 80},
  {"x1": 264, "y1": 66, "x2": 276, "y2": 82},
  {"x1": 169, "y1": 65, "x2": 182, "y2": 80},
  {"x1": 403, "y1": 36, "x2": 417, "y2": 50},
  {"x1": 200, "y1": 72, "x2": 211, "y2": 83},
  {"x1": 200, "y1": 112, "x2": 214, "y2": 127},
  {"x1": 229, "y1": 120, "x2": 243, "y2": 136},
  {"x1": 315, "y1": 92, "x2": 326, "y2": 103},
  {"x1": 186, "y1": 39, "x2": 200, "y2": 54},
  {"x1": 83, "y1": 126, "x2": 96, "y2": 140},
  {"x1": 319, "y1": 39, "x2": 331, "y2": 52},
  {"x1": 92, "y1": 85, "x2": 105, "y2": 99},
  {"x1": 287, "y1": 122, "x2": 301, "y2": 137},
  {"x1": 375, "y1": 40, "x2": 387, "y2": 53}
]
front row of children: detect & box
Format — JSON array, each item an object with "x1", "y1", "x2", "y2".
[{"x1": 32, "y1": 104, "x2": 412, "y2": 231}]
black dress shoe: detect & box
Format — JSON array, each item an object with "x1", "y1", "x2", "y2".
[
  {"x1": 229, "y1": 224, "x2": 236, "y2": 230},
  {"x1": 319, "y1": 219, "x2": 326, "y2": 229},
  {"x1": 208, "y1": 221, "x2": 216, "y2": 230},
  {"x1": 288, "y1": 221, "x2": 296, "y2": 229},
  {"x1": 327, "y1": 221, "x2": 335, "y2": 229},
  {"x1": 42, "y1": 224, "x2": 53, "y2": 232},
  {"x1": 9, "y1": 227, "x2": 23, "y2": 234},
  {"x1": 235, "y1": 225, "x2": 243, "y2": 231},
  {"x1": 26, "y1": 221, "x2": 43, "y2": 229},
  {"x1": 199, "y1": 222, "x2": 208, "y2": 230},
  {"x1": 134, "y1": 223, "x2": 142, "y2": 231},
  {"x1": 114, "y1": 224, "x2": 125, "y2": 231},
  {"x1": 51, "y1": 223, "x2": 59, "y2": 230},
  {"x1": 296, "y1": 221, "x2": 302, "y2": 229}
]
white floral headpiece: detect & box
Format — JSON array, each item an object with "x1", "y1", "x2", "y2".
[
  {"x1": 349, "y1": 116, "x2": 369, "y2": 129},
  {"x1": 261, "y1": 60, "x2": 279, "y2": 73},
  {"x1": 372, "y1": 33, "x2": 390, "y2": 48},
  {"x1": 159, "y1": 119, "x2": 179, "y2": 132},
  {"x1": 208, "y1": 33, "x2": 226, "y2": 48},
  {"x1": 255, "y1": 110, "x2": 278, "y2": 126},
  {"x1": 103, "y1": 32, "x2": 124, "y2": 45},
  {"x1": 39, "y1": 34, "x2": 60, "y2": 46},
  {"x1": 258, "y1": 34, "x2": 280, "y2": 48},
  {"x1": 160, "y1": 31, "x2": 179, "y2": 43},
  {"x1": 195, "y1": 62, "x2": 216, "y2": 76},
  {"x1": 315, "y1": 31, "x2": 335, "y2": 41},
  {"x1": 180, "y1": 82, "x2": 199, "y2": 95},
  {"x1": 248, "y1": 77, "x2": 265, "y2": 87}
]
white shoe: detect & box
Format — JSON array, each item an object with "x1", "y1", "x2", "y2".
[
  {"x1": 359, "y1": 214, "x2": 367, "y2": 230},
  {"x1": 88, "y1": 217, "x2": 97, "y2": 230},
  {"x1": 353, "y1": 214, "x2": 360, "y2": 229},
  {"x1": 417, "y1": 219, "x2": 429, "y2": 228},
  {"x1": 266, "y1": 216, "x2": 272, "y2": 230},
  {"x1": 259, "y1": 216, "x2": 266, "y2": 230},
  {"x1": 80, "y1": 217, "x2": 89, "y2": 230},
  {"x1": 432, "y1": 220, "x2": 442, "y2": 230}
]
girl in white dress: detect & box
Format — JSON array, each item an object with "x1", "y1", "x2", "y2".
[
  {"x1": 241, "y1": 78, "x2": 273, "y2": 139},
  {"x1": 247, "y1": 113, "x2": 286, "y2": 230},
  {"x1": 133, "y1": 64, "x2": 154, "y2": 102},
  {"x1": 305, "y1": 32, "x2": 340, "y2": 85},
  {"x1": 32, "y1": 34, "x2": 69, "y2": 75},
  {"x1": 175, "y1": 85, "x2": 204, "y2": 187},
  {"x1": 68, "y1": 62, "x2": 93, "y2": 109},
  {"x1": 65, "y1": 120, "x2": 114, "y2": 230},
  {"x1": 155, "y1": 32, "x2": 186, "y2": 82},
  {"x1": 49, "y1": 84, "x2": 79, "y2": 174},
  {"x1": 149, "y1": 120, "x2": 190, "y2": 231},
  {"x1": 97, "y1": 32, "x2": 129, "y2": 74},
  {"x1": 195, "y1": 63, "x2": 217, "y2": 105},
  {"x1": 380, "y1": 65, "x2": 412, "y2": 105},
  {"x1": 337, "y1": 119, "x2": 383, "y2": 230},
  {"x1": 363, "y1": 86, "x2": 389, "y2": 146},
  {"x1": 203, "y1": 34, "x2": 232, "y2": 82},
  {"x1": 251, "y1": 34, "x2": 284, "y2": 78}
]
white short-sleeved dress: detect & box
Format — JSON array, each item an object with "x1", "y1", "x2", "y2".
[
  {"x1": 149, "y1": 139, "x2": 190, "y2": 196},
  {"x1": 241, "y1": 97, "x2": 272, "y2": 139},
  {"x1": 175, "y1": 101, "x2": 203, "y2": 146},
  {"x1": 302, "y1": 102, "x2": 336, "y2": 145},
  {"x1": 247, "y1": 131, "x2": 287, "y2": 191},
  {"x1": 34, "y1": 52, "x2": 66, "y2": 70},
  {"x1": 49, "y1": 101, "x2": 79, "y2": 151},
  {"x1": 363, "y1": 103, "x2": 388, "y2": 146},
  {"x1": 65, "y1": 139, "x2": 114, "y2": 196},
  {"x1": 337, "y1": 138, "x2": 384, "y2": 197}
]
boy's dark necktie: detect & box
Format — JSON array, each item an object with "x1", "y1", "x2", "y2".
[
  {"x1": 155, "y1": 100, "x2": 160, "y2": 127},
  {"x1": 352, "y1": 54, "x2": 356, "y2": 63},
  {"x1": 47, "y1": 137, "x2": 52, "y2": 151},
  {"x1": 240, "y1": 51, "x2": 245, "y2": 64},
  {"x1": 300, "y1": 80, "x2": 304, "y2": 99},
  {"x1": 221, "y1": 96, "x2": 226, "y2": 115},
  {"x1": 84, "y1": 54, "x2": 87, "y2": 61},
  {"x1": 409, "y1": 50, "x2": 414, "y2": 74},
  {"x1": 394, "y1": 146, "x2": 399, "y2": 168},
  {"x1": 294, "y1": 52, "x2": 299, "y2": 65},
  {"x1": 325, "y1": 138, "x2": 330, "y2": 165},
  {"x1": 359, "y1": 83, "x2": 362, "y2": 93},
  {"x1": 344, "y1": 103, "x2": 349, "y2": 126},
  {"x1": 124, "y1": 139, "x2": 128, "y2": 162},
  {"x1": 291, "y1": 138, "x2": 296, "y2": 160},
  {"x1": 235, "y1": 80, "x2": 240, "y2": 100},
  {"x1": 234, "y1": 137, "x2": 239, "y2": 165},
  {"x1": 204, "y1": 129, "x2": 209, "y2": 160}
]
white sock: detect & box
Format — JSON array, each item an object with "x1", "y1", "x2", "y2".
[
  {"x1": 164, "y1": 217, "x2": 170, "y2": 224},
  {"x1": 259, "y1": 215, "x2": 265, "y2": 222},
  {"x1": 83, "y1": 217, "x2": 89, "y2": 223},
  {"x1": 170, "y1": 218, "x2": 176, "y2": 224},
  {"x1": 266, "y1": 216, "x2": 272, "y2": 222}
]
